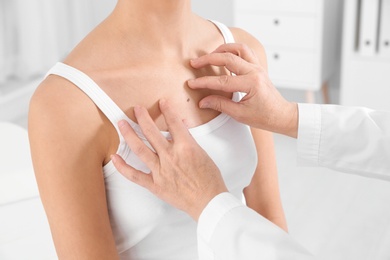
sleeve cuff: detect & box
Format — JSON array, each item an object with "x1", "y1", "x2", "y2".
[
  {"x1": 297, "y1": 103, "x2": 322, "y2": 166},
  {"x1": 197, "y1": 192, "x2": 244, "y2": 244}
]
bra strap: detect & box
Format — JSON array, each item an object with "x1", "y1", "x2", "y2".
[
  {"x1": 210, "y1": 20, "x2": 235, "y2": 44},
  {"x1": 45, "y1": 62, "x2": 134, "y2": 140}
]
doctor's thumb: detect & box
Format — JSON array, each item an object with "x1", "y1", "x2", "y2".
[{"x1": 199, "y1": 95, "x2": 239, "y2": 118}]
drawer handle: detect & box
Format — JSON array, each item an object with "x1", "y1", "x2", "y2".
[
  {"x1": 385, "y1": 41, "x2": 389, "y2": 47},
  {"x1": 273, "y1": 53, "x2": 280, "y2": 60},
  {"x1": 274, "y1": 19, "x2": 280, "y2": 25}
]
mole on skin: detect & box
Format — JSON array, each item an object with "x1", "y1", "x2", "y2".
[{"x1": 187, "y1": 98, "x2": 190, "y2": 102}]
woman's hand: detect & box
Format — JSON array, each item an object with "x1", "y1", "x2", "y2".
[
  {"x1": 188, "y1": 43, "x2": 299, "y2": 138},
  {"x1": 111, "y1": 100, "x2": 228, "y2": 221}
]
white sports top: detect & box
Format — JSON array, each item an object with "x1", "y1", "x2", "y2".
[{"x1": 46, "y1": 21, "x2": 258, "y2": 260}]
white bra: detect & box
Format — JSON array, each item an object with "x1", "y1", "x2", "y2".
[{"x1": 46, "y1": 20, "x2": 258, "y2": 260}]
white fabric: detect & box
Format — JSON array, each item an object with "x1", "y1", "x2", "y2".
[
  {"x1": 46, "y1": 21, "x2": 259, "y2": 260},
  {"x1": 0, "y1": 197, "x2": 56, "y2": 259},
  {"x1": 197, "y1": 103, "x2": 390, "y2": 259},
  {"x1": 45, "y1": 62, "x2": 131, "y2": 137},
  {"x1": 198, "y1": 193, "x2": 314, "y2": 260},
  {"x1": 0, "y1": 122, "x2": 37, "y2": 205},
  {"x1": 0, "y1": 122, "x2": 54, "y2": 259},
  {"x1": 297, "y1": 103, "x2": 390, "y2": 180}
]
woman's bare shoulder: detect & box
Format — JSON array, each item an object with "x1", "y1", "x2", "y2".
[
  {"x1": 29, "y1": 74, "x2": 110, "y2": 153},
  {"x1": 30, "y1": 75, "x2": 95, "y2": 123},
  {"x1": 229, "y1": 27, "x2": 268, "y2": 69}
]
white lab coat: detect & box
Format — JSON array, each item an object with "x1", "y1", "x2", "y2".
[{"x1": 197, "y1": 103, "x2": 390, "y2": 259}]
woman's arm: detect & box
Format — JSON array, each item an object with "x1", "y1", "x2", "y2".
[
  {"x1": 244, "y1": 129, "x2": 288, "y2": 232},
  {"x1": 29, "y1": 76, "x2": 119, "y2": 259},
  {"x1": 231, "y1": 28, "x2": 288, "y2": 231}
]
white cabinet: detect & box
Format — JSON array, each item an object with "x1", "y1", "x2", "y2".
[
  {"x1": 236, "y1": 0, "x2": 318, "y2": 14},
  {"x1": 233, "y1": 0, "x2": 343, "y2": 95},
  {"x1": 340, "y1": 0, "x2": 390, "y2": 111}
]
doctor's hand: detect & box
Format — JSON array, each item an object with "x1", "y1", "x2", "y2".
[
  {"x1": 188, "y1": 43, "x2": 298, "y2": 138},
  {"x1": 111, "y1": 100, "x2": 228, "y2": 221}
]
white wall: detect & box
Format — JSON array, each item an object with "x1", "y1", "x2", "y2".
[
  {"x1": 0, "y1": 0, "x2": 116, "y2": 127},
  {"x1": 192, "y1": 0, "x2": 234, "y2": 26}
]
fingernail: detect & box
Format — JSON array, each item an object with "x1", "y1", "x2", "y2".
[
  {"x1": 159, "y1": 99, "x2": 166, "y2": 106},
  {"x1": 190, "y1": 59, "x2": 198, "y2": 66},
  {"x1": 134, "y1": 105, "x2": 141, "y2": 112},
  {"x1": 110, "y1": 154, "x2": 116, "y2": 163},
  {"x1": 133, "y1": 105, "x2": 142, "y2": 117},
  {"x1": 187, "y1": 79, "x2": 195, "y2": 86},
  {"x1": 118, "y1": 120, "x2": 126, "y2": 128},
  {"x1": 200, "y1": 101, "x2": 210, "y2": 109}
]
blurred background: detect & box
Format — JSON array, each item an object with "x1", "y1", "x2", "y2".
[
  {"x1": 1, "y1": 0, "x2": 390, "y2": 127},
  {"x1": 0, "y1": 0, "x2": 116, "y2": 126},
  {"x1": 1, "y1": 0, "x2": 390, "y2": 259}
]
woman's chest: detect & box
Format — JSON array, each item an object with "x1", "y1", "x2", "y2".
[{"x1": 93, "y1": 64, "x2": 232, "y2": 130}]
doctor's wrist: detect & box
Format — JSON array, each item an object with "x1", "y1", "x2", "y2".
[
  {"x1": 190, "y1": 187, "x2": 228, "y2": 222},
  {"x1": 268, "y1": 101, "x2": 298, "y2": 138},
  {"x1": 284, "y1": 102, "x2": 298, "y2": 138}
]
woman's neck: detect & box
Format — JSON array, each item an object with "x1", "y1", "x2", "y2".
[{"x1": 108, "y1": 0, "x2": 195, "y2": 58}]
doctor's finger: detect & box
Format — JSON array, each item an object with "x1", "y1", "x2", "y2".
[
  {"x1": 190, "y1": 52, "x2": 253, "y2": 75},
  {"x1": 199, "y1": 95, "x2": 243, "y2": 120},
  {"x1": 159, "y1": 99, "x2": 193, "y2": 143},
  {"x1": 212, "y1": 43, "x2": 259, "y2": 64},
  {"x1": 111, "y1": 154, "x2": 155, "y2": 191},
  {"x1": 118, "y1": 120, "x2": 158, "y2": 166},
  {"x1": 187, "y1": 74, "x2": 251, "y2": 94},
  {"x1": 134, "y1": 106, "x2": 170, "y2": 152}
]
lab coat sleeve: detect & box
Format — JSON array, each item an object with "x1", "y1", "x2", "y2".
[
  {"x1": 297, "y1": 103, "x2": 390, "y2": 181},
  {"x1": 197, "y1": 192, "x2": 315, "y2": 260}
]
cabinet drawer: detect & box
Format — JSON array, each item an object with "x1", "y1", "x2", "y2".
[
  {"x1": 265, "y1": 48, "x2": 318, "y2": 89},
  {"x1": 235, "y1": 13, "x2": 317, "y2": 50},
  {"x1": 235, "y1": 0, "x2": 319, "y2": 14}
]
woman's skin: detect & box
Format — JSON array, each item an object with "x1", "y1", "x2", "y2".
[{"x1": 29, "y1": 0, "x2": 287, "y2": 258}]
